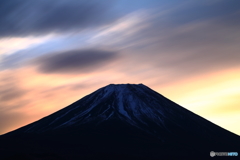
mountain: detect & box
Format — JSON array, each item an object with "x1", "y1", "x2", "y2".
[{"x1": 0, "y1": 84, "x2": 239, "y2": 159}]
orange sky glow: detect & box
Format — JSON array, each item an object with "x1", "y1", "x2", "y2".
[{"x1": 0, "y1": 66, "x2": 239, "y2": 135}]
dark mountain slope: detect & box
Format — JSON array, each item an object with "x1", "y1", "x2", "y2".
[{"x1": 0, "y1": 84, "x2": 239, "y2": 159}]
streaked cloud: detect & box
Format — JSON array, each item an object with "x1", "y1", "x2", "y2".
[
  {"x1": 0, "y1": 36, "x2": 52, "y2": 55},
  {"x1": 0, "y1": 0, "x2": 119, "y2": 37}
]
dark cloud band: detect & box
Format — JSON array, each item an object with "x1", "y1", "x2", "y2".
[
  {"x1": 33, "y1": 48, "x2": 118, "y2": 74},
  {"x1": 0, "y1": 0, "x2": 118, "y2": 37}
]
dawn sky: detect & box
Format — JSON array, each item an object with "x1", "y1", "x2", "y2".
[{"x1": 0, "y1": 0, "x2": 240, "y2": 135}]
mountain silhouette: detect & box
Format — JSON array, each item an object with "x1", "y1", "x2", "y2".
[{"x1": 0, "y1": 84, "x2": 239, "y2": 159}]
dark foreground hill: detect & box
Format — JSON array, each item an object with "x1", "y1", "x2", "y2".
[{"x1": 0, "y1": 84, "x2": 239, "y2": 159}]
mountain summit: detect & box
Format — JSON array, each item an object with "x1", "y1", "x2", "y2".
[{"x1": 1, "y1": 84, "x2": 239, "y2": 159}]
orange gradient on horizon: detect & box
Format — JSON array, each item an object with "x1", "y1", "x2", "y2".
[
  {"x1": 0, "y1": 66, "x2": 239, "y2": 136},
  {"x1": 157, "y1": 67, "x2": 240, "y2": 135}
]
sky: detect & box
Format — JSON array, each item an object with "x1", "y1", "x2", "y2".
[{"x1": 0, "y1": 0, "x2": 239, "y2": 135}]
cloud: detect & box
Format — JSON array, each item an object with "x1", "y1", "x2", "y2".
[
  {"x1": 0, "y1": 85, "x2": 25, "y2": 103},
  {"x1": 0, "y1": 33, "x2": 89, "y2": 70},
  {"x1": 3, "y1": 0, "x2": 237, "y2": 79},
  {"x1": 94, "y1": 0, "x2": 240, "y2": 79},
  {"x1": 32, "y1": 48, "x2": 119, "y2": 74},
  {"x1": 166, "y1": 0, "x2": 240, "y2": 26},
  {"x1": 0, "y1": 0, "x2": 118, "y2": 37},
  {"x1": 0, "y1": 75, "x2": 28, "y2": 105}
]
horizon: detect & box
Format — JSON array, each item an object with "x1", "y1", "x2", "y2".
[
  {"x1": 0, "y1": 0, "x2": 239, "y2": 136},
  {"x1": 2, "y1": 83, "x2": 239, "y2": 137},
  {"x1": 1, "y1": 83, "x2": 239, "y2": 136}
]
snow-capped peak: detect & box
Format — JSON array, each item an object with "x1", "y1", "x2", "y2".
[{"x1": 19, "y1": 83, "x2": 169, "y2": 133}]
